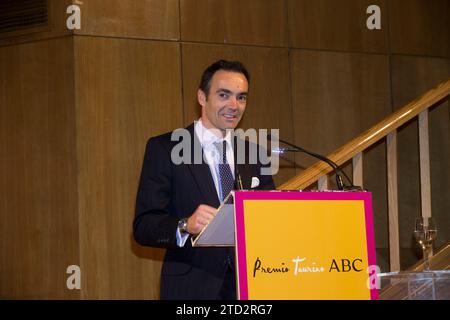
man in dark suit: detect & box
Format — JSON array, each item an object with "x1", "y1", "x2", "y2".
[{"x1": 133, "y1": 60, "x2": 275, "y2": 300}]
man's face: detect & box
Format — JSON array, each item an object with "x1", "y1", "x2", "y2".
[{"x1": 198, "y1": 70, "x2": 248, "y2": 133}]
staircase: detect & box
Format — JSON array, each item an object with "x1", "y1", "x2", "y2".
[{"x1": 278, "y1": 79, "x2": 450, "y2": 272}]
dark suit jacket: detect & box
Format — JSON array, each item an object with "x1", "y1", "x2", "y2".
[{"x1": 133, "y1": 123, "x2": 275, "y2": 299}]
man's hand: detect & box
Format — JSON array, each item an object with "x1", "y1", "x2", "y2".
[{"x1": 186, "y1": 204, "x2": 217, "y2": 235}]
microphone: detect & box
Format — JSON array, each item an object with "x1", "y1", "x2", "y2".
[
  {"x1": 268, "y1": 134, "x2": 362, "y2": 191},
  {"x1": 234, "y1": 165, "x2": 244, "y2": 190},
  {"x1": 232, "y1": 132, "x2": 244, "y2": 190}
]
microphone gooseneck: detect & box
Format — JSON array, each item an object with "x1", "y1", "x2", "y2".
[
  {"x1": 232, "y1": 133, "x2": 244, "y2": 191},
  {"x1": 268, "y1": 134, "x2": 362, "y2": 191},
  {"x1": 235, "y1": 166, "x2": 244, "y2": 190}
]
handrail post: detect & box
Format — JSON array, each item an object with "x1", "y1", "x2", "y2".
[
  {"x1": 352, "y1": 152, "x2": 363, "y2": 188},
  {"x1": 318, "y1": 175, "x2": 328, "y2": 191},
  {"x1": 419, "y1": 110, "x2": 432, "y2": 219},
  {"x1": 387, "y1": 131, "x2": 400, "y2": 272}
]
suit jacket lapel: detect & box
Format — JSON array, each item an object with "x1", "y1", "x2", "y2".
[{"x1": 185, "y1": 124, "x2": 221, "y2": 208}]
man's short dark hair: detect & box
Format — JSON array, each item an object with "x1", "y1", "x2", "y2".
[{"x1": 199, "y1": 59, "x2": 250, "y2": 97}]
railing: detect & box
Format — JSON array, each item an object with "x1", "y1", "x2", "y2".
[{"x1": 278, "y1": 79, "x2": 450, "y2": 271}]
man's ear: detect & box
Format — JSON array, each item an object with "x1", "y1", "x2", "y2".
[{"x1": 197, "y1": 89, "x2": 206, "y2": 107}]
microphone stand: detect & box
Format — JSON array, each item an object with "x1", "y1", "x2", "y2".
[
  {"x1": 269, "y1": 136, "x2": 364, "y2": 191},
  {"x1": 232, "y1": 133, "x2": 244, "y2": 191}
]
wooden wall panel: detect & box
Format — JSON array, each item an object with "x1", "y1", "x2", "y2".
[
  {"x1": 389, "y1": 0, "x2": 450, "y2": 58},
  {"x1": 391, "y1": 55, "x2": 450, "y2": 269},
  {"x1": 0, "y1": 0, "x2": 73, "y2": 47},
  {"x1": 181, "y1": 43, "x2": 296, "y2": 186},
  {"x1": 180, "y1": 0, "x2": 288, "y2": 46},
  {"x1": 288, "y1": 0, "x2": 388, "y2": 53},
  {"x1": 290, "y1": 50, "x2": 391, "y2": 159},
  {"x1": 290, "y1": 50, "x2": 392, "y2": 267},
  {"x1": 0, "y1": 38, "x2": 79, "y2": 299},
  {"x1": 74, "y1": 36, "x2": 182, "y2": 299},
  {"x1": 74, "y1": 0, "x2": 179, "y2": 40}
]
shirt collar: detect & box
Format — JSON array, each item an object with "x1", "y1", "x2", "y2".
[{"x1": 194, "y1": 119, "x2": 233, "y2": 150}]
